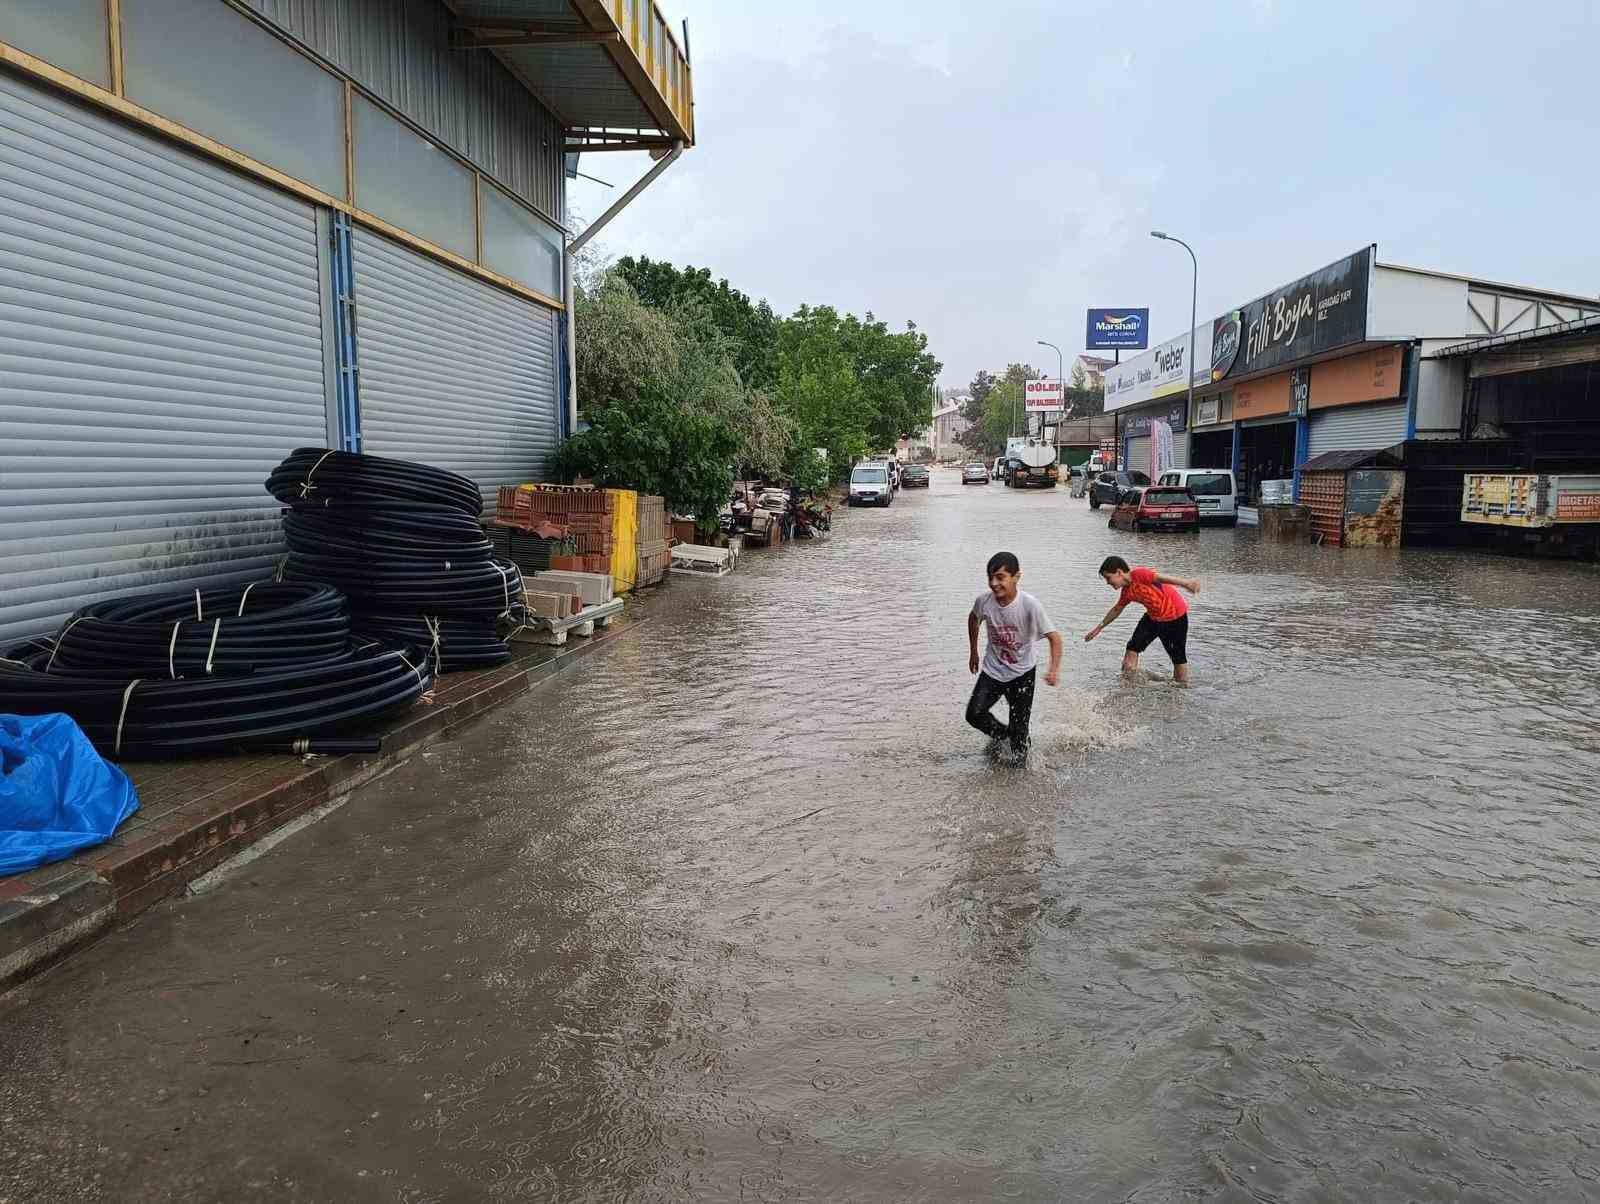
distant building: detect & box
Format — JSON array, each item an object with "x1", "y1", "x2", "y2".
[
  {"x1": 1073, "y1": 354, "x2": 1117, "y2": 390},
  {"x1": 930, "y1": 399, "x2": 973, "y2": 460}
]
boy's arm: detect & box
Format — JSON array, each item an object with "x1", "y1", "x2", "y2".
[
  {"x1": 1043, "y1": 631, "x2": 1063, "y2": 685},
  {"x1": 1153, "y1": 571, "x2": 1201, "y2": 595},
  {"x1": 967, "y1": 612, "x2": 981, "y2": 673},
  {"x1": 1085, "y1": 601, "x2": 1126, "y2": 641}
]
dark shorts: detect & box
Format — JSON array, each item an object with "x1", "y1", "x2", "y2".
[{"x1": 1127, "y1": 613, "x2": 1189, "y2": 665}]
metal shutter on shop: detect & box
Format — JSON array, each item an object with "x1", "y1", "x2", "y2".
[
  {"x1": 0, "y1": 72, "x2": 330, "y2": 645},
  {"x1": 352, "y1": 228, "x2": 558, "y2": 495},
  {"x1": 1126, "y1": 437, "x2": 1150, "y2": 477},
  {"x1": 1169, "y1": 433, "x2": 1189, "y2": 470},
  {"x1": 1308, "y1": 401, "x2": 1408, "y2": 456}
]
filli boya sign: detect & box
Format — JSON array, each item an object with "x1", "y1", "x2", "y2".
[
  {"x1": 1212, "y1": 246, "x2": 1372, "y2": 383},
  {"x1": 1086, "y1": 308, "x2": 1150, "y2": 350}
]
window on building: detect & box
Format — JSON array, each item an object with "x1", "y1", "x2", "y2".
[
  {"x1": 122, "y1": 0, "x2": 345, "y2": 197},
  {"x1": 353, "y1": 95, "x2": 476, "y2": 262},
  {"x1": 2, "y1": 0, "x2": 110, "y2": 88},
  {"x1": 480, "y1": 180, "x2": 562, "y2": 298}
]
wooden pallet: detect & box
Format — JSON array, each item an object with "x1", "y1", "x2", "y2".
[{"x1": 509, "y1": 597, "x2": 624, "y2": 646}]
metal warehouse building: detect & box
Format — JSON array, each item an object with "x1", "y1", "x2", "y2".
[{"x1": 0, "y1": 1, "x2": 694, "y2": 643}]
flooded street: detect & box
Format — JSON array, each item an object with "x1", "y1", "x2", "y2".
[{"x1": 5, "y1": 468, "x2": 1600, "y2": 1203}]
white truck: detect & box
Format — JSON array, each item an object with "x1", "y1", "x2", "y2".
[{"x1": 1004, "y1": 440, "x2": 1059, "y2": 489}]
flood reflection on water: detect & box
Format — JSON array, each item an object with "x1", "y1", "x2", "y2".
[{"x1": 3, "y1": 469, "x2": 1600, "y2": 1202}]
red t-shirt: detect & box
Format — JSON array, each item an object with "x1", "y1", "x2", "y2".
[{"x1": 1120, "y1": 566, "x2": 1187, "y2": 622}]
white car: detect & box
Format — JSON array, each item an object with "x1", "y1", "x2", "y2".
[
  {"x1": 1155, "y1": 468, "x2": 1238, "y2": 526},
  {"x1": 848, "y1": 462, "x2": 892, "y2": 507}
]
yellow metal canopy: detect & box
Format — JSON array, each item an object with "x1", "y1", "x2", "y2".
[{"x1": 449, "y1": 0, "x2": 694, "y2": 151}]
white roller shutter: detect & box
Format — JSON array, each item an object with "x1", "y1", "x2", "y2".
[
  {"x1": 1308, "y1": 401, "x2": 1408, "y2": 456},
  {"x1": 0, "y1": 72, "x2": 330, "y2": 645},
  {"x1": 1126, "y1": 436, "x2": 1150, "y2": 477},
  {"x1": 353, "y1": 228, "x2": 559, "y2": 495},
  {"x1": 1169, "y1": 433, "x2": 1190, "y2": 471}
]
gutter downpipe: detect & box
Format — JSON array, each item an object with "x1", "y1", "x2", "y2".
[{"x1": 564, "y1": 141, "x2": 686, "y2": 434}]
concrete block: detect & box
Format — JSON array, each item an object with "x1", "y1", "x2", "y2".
[{"x1": 532, "y1": 571, "x2": 613, "y2": 606}]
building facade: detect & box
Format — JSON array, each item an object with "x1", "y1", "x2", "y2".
[
  {"x1": 1104, "y1": 246, "x2": 1600, "y2": 504},
  {"x1": 0, "y1": 1, "x2": 694, "y2": 643}
]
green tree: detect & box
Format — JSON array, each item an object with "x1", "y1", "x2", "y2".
[{"x1": 613, "y1": 256, "x2": 779, "y2": 388}]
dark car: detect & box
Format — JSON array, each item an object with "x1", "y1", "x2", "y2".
[
  {"x1": 1089, "y1": 470, "x2": 1151, "y2": 509},
  {"x1": 900, "y1": 464, "x2": 930, "y2": 488},
  {"x1": 1109, "y1": 486, "x2": 1201, "y2": 533}
]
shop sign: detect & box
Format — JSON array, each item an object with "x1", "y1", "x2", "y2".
[
  {"x1": 1122, "y1": 400, "x2": 1188, "y2": 437},
  {"x1": 1556, "y1": 491, "x2": 1600, "y2": 521},
  {"x1": 1289, "y1": 367, "x2": 1310, "y2": 417},
  {"x1": 1024, "y1": 378, "x2": 1063, "y2": 412},
  {"x1": 1309, "y1": 344, "x2": 1403, "y2": 409},
  {"x1": 1216, "y1": 246, "x2": 1373, "y2": 382},
  {"x1": 1232, "y1": 371, "x2": 1292, "y2": 420},
  {"x1": 1105, "y1": 323, "x2": 1210, "y2": 411},
  {"x1": 1086, "y1": 308, "x2": 1150, "y2": 350},
  {"x1": 1195, "y1": 397, "x2": 1220, "y2": 427}
]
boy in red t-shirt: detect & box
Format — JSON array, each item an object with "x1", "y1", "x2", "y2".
[{"x1": 1085, "y1": 555, "x2": 1201, "y2": 683}]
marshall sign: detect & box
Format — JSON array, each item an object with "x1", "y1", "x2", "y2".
[{"x1": 1213, "y1": 246, "x2": 1372, "y2": 382}]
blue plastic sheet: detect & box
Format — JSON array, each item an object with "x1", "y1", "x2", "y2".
[{"x1": 0, "y1": 713, "x2": 139, "y2": 876}]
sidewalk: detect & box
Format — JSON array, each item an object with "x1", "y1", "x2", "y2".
[{"x1": 0, "y1": 612, "x2": 647, "y2": 990}]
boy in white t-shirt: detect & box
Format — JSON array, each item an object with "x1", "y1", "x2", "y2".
[{"x1": 966, "y1": 551, "x2": 1062, "y2": 757}]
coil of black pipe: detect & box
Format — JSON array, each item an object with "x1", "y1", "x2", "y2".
[
  {"x1": 281, "y1": 556, "x2": 524, "y2": 614},
  {"x1": 0, "y1": 639, "x2": 435, "y2": 758},
  {"x1": 282, "y1": 507, "x2": 493, "y2": 561},
  {"x1": 35, "y1": 582, "x2": 349, "y2": 679},
  {"x1": 267, "y1": 448, "x2": 482, "y2": 516},
  {"x1": 353, "y1": 615, "x2": 514, "y2": 672}
]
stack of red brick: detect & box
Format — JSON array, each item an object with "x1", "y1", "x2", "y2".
[
  {"x1": 637, "y1": 494, "x2": 670, "y2": 587},
  {"x1": 493, "y1": 485, "x2": 614, "y2": 574}
]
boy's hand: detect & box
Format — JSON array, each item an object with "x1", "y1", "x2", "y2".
[
  {"x1": 1083, "y1": 625, "x2": 1101, "y2": 642},
  {"x1": 1044, "y1": 666, "x2": 1060, "y2": 687},
  {"x1": 1184, "y1": 578, "x2": 1201, "y2": 596},
  {"x1": 968, "y1": 650, "x2": 979, "y2": 674}
]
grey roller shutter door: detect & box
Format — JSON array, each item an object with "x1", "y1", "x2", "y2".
[
  {"x1": 0, "y1": 72, "x2": 330, "y2": 646},
  {"x1": 1126, "y1": 436, "x2": 1150, "y2": 476},
  {"x1": 1169, "y1": 433, "x2": 1190, "y2": 470},
  {"x1": 352, "y1": 228, "x2": 559, "y2": 496},
  {"x1": 1308, "y1": 401, "x2": 1408, "y2": 456}
]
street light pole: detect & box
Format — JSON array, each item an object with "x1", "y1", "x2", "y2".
[
  {"x1": 1037, "y1": 338, "x2": 1063, "y2": 447},
  {"x1": 1151, "y1": 231, "x2": 1198, "y2": 420}
]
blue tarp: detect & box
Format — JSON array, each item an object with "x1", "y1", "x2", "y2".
[{"x1": 0, "y1": 713, "x2": 139, "y2": 876}]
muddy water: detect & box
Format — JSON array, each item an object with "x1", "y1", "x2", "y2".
[{"x1": 4, "y1": 469, "x2": 1600, "y2": 1203}]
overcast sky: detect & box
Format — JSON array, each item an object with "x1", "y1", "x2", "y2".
[{"x1": 570, "y1": 1, "x2": 1600, "y2": 390}]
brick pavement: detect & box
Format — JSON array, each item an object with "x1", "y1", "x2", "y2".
[{"x1": 0, "y1": 614, "x2": 644, "y2": 989}]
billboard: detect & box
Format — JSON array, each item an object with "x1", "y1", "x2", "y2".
[
  {"x1": 1024, "y1": 378, "x2": 1063, "y2": 412},
  {"x1": 1212, "y1": 246, "x2": 1372, "y2": 382},
  {"x1": 1086, "y1": 308, "x2": 1150, "y2": 350}
]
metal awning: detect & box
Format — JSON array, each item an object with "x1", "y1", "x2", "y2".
[
  {"x1": 1301, "y1": 447, "x2": 1405, "y2": 473},
  {"x1": 448, "y1": 0, "x2": 694, "y2": 150},
  {"x1": 1432, "y1": 313, "x2": 1600, "y2": 358}
]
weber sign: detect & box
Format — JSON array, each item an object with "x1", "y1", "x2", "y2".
[
  {"x1": 1086, "y1": 308, "x2": 1150, "y2": 350},
  {"x1": 1024, "y1": 378, "x2": 1063, "y2": 412}
]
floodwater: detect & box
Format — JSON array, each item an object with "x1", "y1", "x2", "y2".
[{"x1": 4, "y1": 469, "x2": 1600, "y2": 1203}]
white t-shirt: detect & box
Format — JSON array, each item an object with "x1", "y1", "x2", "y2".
[{"x1": 971, "y1": 589, "x2": 1056, "y2": 682}]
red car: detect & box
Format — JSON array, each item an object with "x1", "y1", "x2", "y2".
[{"x1": 1109, "y1": 486, "x2": 1200, "y2": 534}]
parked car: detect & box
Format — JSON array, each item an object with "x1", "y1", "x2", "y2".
[
  {"x1": 1089, "y1": 470, "x2": 1151, "y2": 509},
  {"x1": 962, "y1": 462, "x2": 990, "y2": 485},
  {"x1": 1155, "y1": 468, "x2": 1238, "y2": 526},
  {"x1": 848, "y1": 462, "x2": 893, "y2": 506},
  {"x1": 900, "y1": 464, "x2": 930, "y2": 488},
  {"x1": 1109, "y1": 486, "x2": 1201, "y2": 533}
]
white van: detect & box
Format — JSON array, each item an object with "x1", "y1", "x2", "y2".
[{"x1": 1156, "y1": 467, "x2": 1238, "y2": 526}]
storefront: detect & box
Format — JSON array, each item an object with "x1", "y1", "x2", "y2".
[
  {"x1": 1186, "y1": 393, "x2": 1235, "y2": 470},
  {"x1": 1103, "y1": 324, "x2": 1208, "y2": 478},
  {"x1": 1306, "y1": 345, "x2": 1411, "y2": 455}
]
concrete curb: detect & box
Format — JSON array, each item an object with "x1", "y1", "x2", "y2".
[{"x1": 0, "y1": 614, "x2": 646, "y2": 992}]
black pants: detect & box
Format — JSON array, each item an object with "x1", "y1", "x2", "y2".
[
  {"x1": 1127, "y1": 613, "x2": 1189, "y2": 665},
  {"x1": 965, "y1": 668, "x2": 1037, "y2": 750}
]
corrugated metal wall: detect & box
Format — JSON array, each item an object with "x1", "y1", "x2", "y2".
[
  {"x1": 353, "y1": 227, "x2": 559, "y2": 495},
  {"x1": 0, "y1": 70, "x2": 330, "y2": 644},
  {"x1": 239, "y1": 0, "x2": 565, "y2": 221}
]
